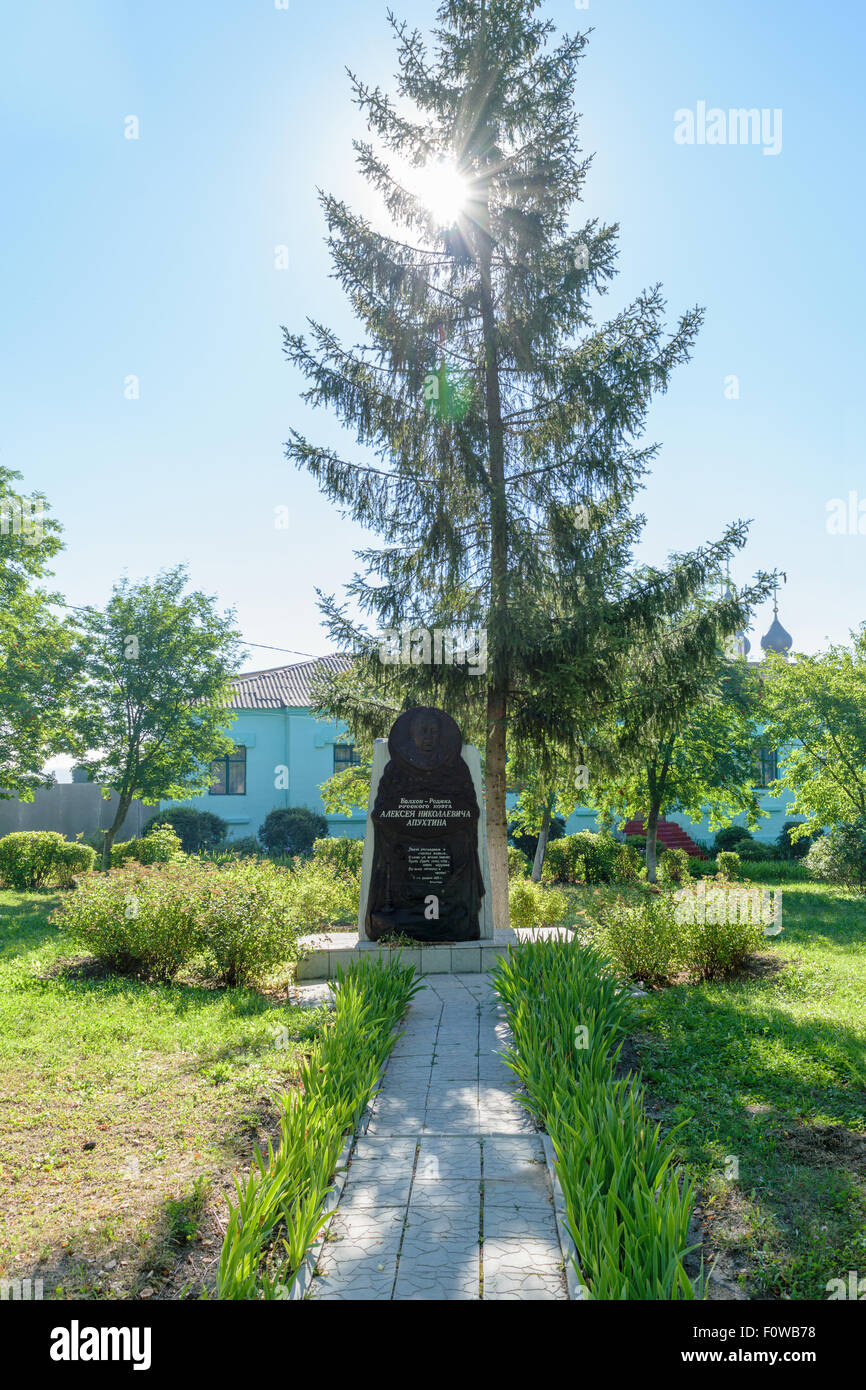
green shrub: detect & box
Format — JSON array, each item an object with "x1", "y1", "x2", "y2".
[
  {"x1": 777, "y1": 820, "x2": 814, "y2": 861},
  {"x1": 624, "y1": 834, "x2": 647, "y2": 851},
  {"x1": 312, "y1": 837, "x2": 364, "y2": 876},
  {"x1": 507, "y1": 844, "x2": 530, "y2": 880},
  {"x1": 285, "y1": 857, "x2": 360, "y2": 933},
  {"x1": 715, "y1": 851, "x2": 741, "y2": 881},
  {"x1": 221, "y1": 836, "x2": 262, "y2": 859},
  {"x1": 143, "y1": 807, "x2": 228, "y2": 853},
  {"x1": 55, "y1": 863, "x2": 207, "y2": 981},
  {"x1": 684, "y1": 906, "x2": 766, "y2": 980},
  {"x1": 613, "y1": 843, "x2": 643, "y2": 883},
  {"x1": 508, "y1": 878, "x2": 569, "y2": 930},
  {"x1": 806, "y1": 822, "x2": 866, "y2": 889},
  {"x1": 198, "y1": 858, "x2": 298, "y2": 986},
  {"x1": 598, "y1": 894, "x2": 683, "y2": 987},
  {"x1": 713, "y1": 826, "x2": 753, "y2": 854},
  {"x1": 658, "y1": 847, "x2": 691, "y2": 885},
  {"x1": 259, "y1": 807, "x2": 329, "y2": 858},
  {"x1": 55, "y1": 840, "x2": 96, "y2": 887},
  {"x1": 738, "y1": 840, "x2": 775, "y2": 861},
  {"x1": 543, "y1": 831, "x2": 620, "y2": 884},
  {"x1": 109, "y1": 840, "x2": 138, "y2": 868},
  {"x1": 0, "y1": 831, "x2": 67, "y2": 891},
  {"x1": 137, "y1": 825, "x2": 184, "y2": 864}
]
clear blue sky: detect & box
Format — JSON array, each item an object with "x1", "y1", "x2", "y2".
[{"x1": 2, "y1": 0, "x2": 863, "y2": 678}]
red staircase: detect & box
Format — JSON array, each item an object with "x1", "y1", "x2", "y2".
[{"x1": 623, "y1": 817, "x2": 708, "y2": 859}]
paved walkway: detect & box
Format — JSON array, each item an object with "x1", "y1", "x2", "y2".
[{"x1": 309, "y1": 974, "x2": 569, "y2": 1300}]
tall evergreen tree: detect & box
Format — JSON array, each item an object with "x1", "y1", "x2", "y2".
[{"x1": 285, "y1": 1, "x2": 769, "y2": 927}]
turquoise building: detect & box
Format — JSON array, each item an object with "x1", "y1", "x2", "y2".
[{"x1": 162, "y1": 606, "x2": 798, "y2": 850}]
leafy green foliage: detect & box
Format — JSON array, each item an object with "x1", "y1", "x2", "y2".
[
  {"x1": 0, "y1": 467, "x2": 84, "y2": 800},
  {"x1": 658, "y1": 847, "x2": 691, "y2": 885},
  {"x1": 805, "y1": 821, "x2": 866, "y2": 889},
  {"x1": 56, "y1": 863, "x2": 206, "y2": 982},
  {"x1": 136, "y1": 825, "x2": 184, "y2": 864},
  {"x1": 507, "y1": 844, "x2": 530, "y2": 880},
  {"x1": 495, "y1": 938, "x2": 700, "y2": 1299},
  {"x1": 762, "y1": 628, "x2": 866, "y2": 838},
  {"x1": 312, "y1": 836, "x2": 364, "y2": 876},
  {"x1": 285, "y1": 858, "x2": 359, "y2": 933},
  {"x1": 143, "y1": 807, "x2": 228, "y2": 854},
  {"x1": 217, "y1": 960, "x2": 420, "y2": 1299},
  {"x1": 713, "y1": 826, "x2": 753, "y2": 854},
  {"x1": 72, "y1": 566, "x2": 242, "y2": 866},
  {"x1": 777, "y1": 821, "x2": 814, "y2": 860},
  {"x1": 542, "y1": 831, "x2": 621, "y2": 884},
  {"x1": 54, "y1": 841, "x2": 96, "y2": 887},
  {"x1": 715, "y1": 851, "x2": 741, "y2": 881},
  {"x1": 507, "y1": 878, "x2": 569, "y2": 930},
  {"x1": 0, "y1": 832, "x2": 84, "y2": 891},
  {"x1": 258, "y1": 807, "x2": 329, "y2": 858},
  {"x1": 197, "y1": 859, "x2": 298, "y2": 987}
]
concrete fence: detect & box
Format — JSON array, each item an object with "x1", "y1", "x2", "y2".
[{"x1": 0, "y1": 784, "x2": 148, "y2": 841}]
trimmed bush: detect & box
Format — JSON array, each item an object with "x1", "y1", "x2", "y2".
[
  {"x1": 508, "y1": 878, "x2": 569, "y2": 930},
  {"x1": 543, "y1": 831, "x2": 625, "y2": 885},
  {"x1": 507, "y1": 844, "x2": 530, "y2": 880},
  {"x1": 109, "y1": 840, "x2": 139, "y2": 868},
  {"x1": 136, "y1": 824, "x2": 183, "y2": 864},
  {"x1": 312, "y1": 837, "x2": 364, "y2": 876},
  {"x1": 713, "y1": 826, "x2": 753, "y2": 854},
  {"x1": 658, "y1": 846, "x2": 691, "y2": 885},
  {"x1": 56, "y1": 863, "x2": 207, "y2": 981},
  {"x1": 259, "y1": 807, "x2": 329, "y2": 858},
  {"x1": 806, "y1": 823, "x2": 866, "y2": 889},
  {"x1": 715, "y1": 851, "x2": 741, "y2": 881},
  {"x1": 143, "y1": 807, "x2": 227, "y2": 854},
  {"x1": 55, "y1": 841, "x2": 96, "y2": 887},
  {"x1": 0, "y1": 831, "x2": 68, "y2": 891},
  {"x1": 737, "y1": 840, "x2": 775, "y2": 862}
]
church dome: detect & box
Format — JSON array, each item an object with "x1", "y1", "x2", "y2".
[{"x1": 761, "y1": 613, "x2": 793, "y2": 656}]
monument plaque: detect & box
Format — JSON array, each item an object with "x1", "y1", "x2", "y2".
[{"x1": 362, "y1": 707, "x2": 486, "y2": 942}]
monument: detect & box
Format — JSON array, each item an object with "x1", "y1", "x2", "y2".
[{"x1": 357, "y1": 707, "x2": 493, "y2": 943}]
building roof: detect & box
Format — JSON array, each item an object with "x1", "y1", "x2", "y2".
[{"x1": 230, "y1": 654, "x2": 352, "y2": 710}]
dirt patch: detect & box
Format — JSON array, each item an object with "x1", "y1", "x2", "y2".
[{"x1": 779, "y1": 1122, "x2": 866, "y2": 1169}]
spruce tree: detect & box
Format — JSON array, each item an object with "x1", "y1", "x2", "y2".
[{"x1": 285, "y1": 0, "x2": 769, "y2": 928}]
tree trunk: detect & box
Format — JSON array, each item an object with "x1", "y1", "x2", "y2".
[
  {"x1": 101, "y1": 795, "x2": 133, "y2": 871},
  {"x1": 478, "y1": 226, "x2": 510, "y2": 932},
  {"x1": 645, "y1": 803, "x2": 661, "y2": 884},
  {"x1": 531, "y1": 795, "x2": 554, "y2": 882}
]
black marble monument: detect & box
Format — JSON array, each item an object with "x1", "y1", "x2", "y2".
[{"x1": 366, "y1": 707, "x2": 485, "y2": 942}]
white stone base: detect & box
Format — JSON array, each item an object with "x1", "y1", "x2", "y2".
[{"x1": 295, "y1": 927, "x2": 572, "y2": 982}]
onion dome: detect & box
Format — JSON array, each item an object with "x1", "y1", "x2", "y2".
[{"x1": 761, "y1": 609, "x2": 792, "y2": 656}]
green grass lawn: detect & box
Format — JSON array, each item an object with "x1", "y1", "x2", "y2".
[
  {"x1": 571, "y1": 879, "x2": 866, "y2": 1300},
  {"x1": 0, "y1": 889, "x2": 331, "y2": 1300}
]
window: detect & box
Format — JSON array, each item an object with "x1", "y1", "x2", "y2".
[
  {"x1": 755, "y1": 748, "x2": 778, "y2": 788},
  {"x1": 209, "y1": 746, "x2": 246, "y2": 796},
  {"x1": 333, "y1": 743, "x2": 362, "y2": 773}
]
